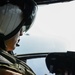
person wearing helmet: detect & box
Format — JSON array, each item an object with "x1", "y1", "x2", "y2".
[{"x1": 0, "y1": 0, "x2": 37, "y2": 75}]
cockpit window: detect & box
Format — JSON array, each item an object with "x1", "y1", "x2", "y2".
[{"x1": 14, "y1": 1, "x2": 75, "y2": 54}]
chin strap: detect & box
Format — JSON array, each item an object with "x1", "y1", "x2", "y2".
[{"x1": 0, "y1": 50, "x2": 36, "y2": 75}]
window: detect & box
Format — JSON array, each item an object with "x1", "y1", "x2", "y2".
[{"x1": 27, "y1": 58, "x2": 55, "y2": 75}]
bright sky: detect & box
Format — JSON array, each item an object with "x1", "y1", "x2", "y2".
[
  {"x1": 28, "y1": 1, "x2": 75, "y2": 50},
  {"x1": 14, "y1": 1, "x2": 75, "y2": 54}
]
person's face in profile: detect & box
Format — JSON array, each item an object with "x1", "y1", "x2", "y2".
[{"x1": 5, "y1": 27, "x2": 23, "y2": 51}]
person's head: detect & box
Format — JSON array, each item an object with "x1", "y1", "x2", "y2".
[{"x1": 0, "y1": 0, "x2": 37, "y2": 51}]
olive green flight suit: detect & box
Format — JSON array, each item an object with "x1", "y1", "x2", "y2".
[{"x1": 0, "y1": 50, "x2": 36, "y2": 75}]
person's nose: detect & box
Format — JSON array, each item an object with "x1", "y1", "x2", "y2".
[{"x1": 20, "y1": 28, "x2": 23, "y2": 36}]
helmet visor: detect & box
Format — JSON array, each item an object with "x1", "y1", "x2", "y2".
[{"x1": 23, "y1": 6, "x2": 37, "y2": 32}]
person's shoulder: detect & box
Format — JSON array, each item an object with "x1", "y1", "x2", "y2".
[
  {"x1": 0, "y1": 50, "x2": 36, "y2": 75},
  {"x1": 0, "y1": 50, "x2": 16, "y2": 64}
]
